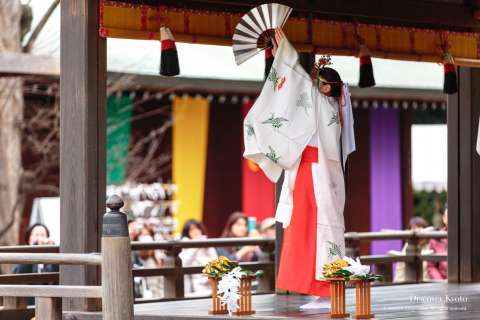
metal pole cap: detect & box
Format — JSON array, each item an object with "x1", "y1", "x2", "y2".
[
  {"x1": 103, "y1": 195, "x2": 129, "y2": 237},
  {"x1": 106, "y1": 195, "x2": 124, "y2": 211}
]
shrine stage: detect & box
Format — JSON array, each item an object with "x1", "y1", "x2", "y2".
[{"x1": 67, "y1": 282, "x2": 480, "y2": 320}]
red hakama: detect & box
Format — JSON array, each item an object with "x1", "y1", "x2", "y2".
[{"x1": 276, "y1": 146, "x2": 330, "y2": 297}]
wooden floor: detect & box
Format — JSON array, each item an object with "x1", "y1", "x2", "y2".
[{"x1": 67, "y1": 282, "x2": 480, "y2": 320}]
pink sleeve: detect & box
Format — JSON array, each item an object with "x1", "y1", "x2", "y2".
[
  {"x1": 426, "y1": 239, "x2": 443, "y2": 280},
  {"x1": 426, "y1": 260, "x2": 443, "y2": 280}
]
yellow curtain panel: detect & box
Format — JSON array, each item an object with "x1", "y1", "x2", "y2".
[
  {"x1": 172, "y1": 96, "x2": 210, "y2": 233},
  {"x1": 101, "y1": 1, "x2": 480, "y2": 67}
]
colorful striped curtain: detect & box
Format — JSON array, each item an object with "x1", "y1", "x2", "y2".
[
  {"x1": 107, "y1": 95, "x2": 134, "y2": 185},
  {"x1": 241, "y1": 101, "x2": 275, "y2": 222},
  {"x1": 172, "y1": 96, "x2": 210, "y2": 233}
]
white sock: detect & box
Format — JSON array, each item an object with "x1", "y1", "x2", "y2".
[{"x1": 299, "y1": 296, "x2": 331, "y2": 310}]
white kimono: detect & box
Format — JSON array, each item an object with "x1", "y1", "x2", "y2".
[{"x1": 243, "y1": 38, "x2": 355, "y2": 280}]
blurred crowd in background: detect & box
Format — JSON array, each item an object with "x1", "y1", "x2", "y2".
[{"x1": 13, "y1": 204, "x2": 447, "y2": 299}]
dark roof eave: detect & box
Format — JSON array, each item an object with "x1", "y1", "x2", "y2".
[{"x1": 108, "y1": 72, "x2": 445, "y2": 102}]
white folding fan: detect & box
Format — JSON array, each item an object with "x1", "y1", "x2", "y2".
[{"x1": 232, "y1": 3, "x2": 292, "y2": 65}]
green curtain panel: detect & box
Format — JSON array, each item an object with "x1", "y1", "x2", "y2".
[{"x1": 107, "y1": 95, "x2": 134, "y2": 185}]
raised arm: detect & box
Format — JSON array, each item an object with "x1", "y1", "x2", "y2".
[
  {"x1": 272, "y1": 28, "x2": 286, "y2": 56},
  {"x1": 270, "y1": 28, "x2": 311, "y2": 81}
]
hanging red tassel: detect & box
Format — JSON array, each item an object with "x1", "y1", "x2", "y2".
[
  {"x1": 160, "y1": 27, "x2": 180, "y2": 76},
  {"x1": 443, "y1": 54, "x2": 457, "y2": 94},
  {"x1": 358, "y1": 45, "x2": 375, "y2": 88},
  {"x1": 264, "y1": 46, "x2": 274, "y2": 81}
]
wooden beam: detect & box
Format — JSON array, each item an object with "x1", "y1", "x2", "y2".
[
  {"x1": 0, "y1": 53, "x2": 59, "y2": 77},
  {"x1": 0, "y1": 272, "x2": 59, "y2": 285},
  {"x1": 60, "y1": 0, "x2": 106, "y2": 311},
  {"x1": 0, "y1": 285, "x2": 102, "y2": 298},
  {"x1": 108, "y1": 73, "x2": 445, "y2": 101},
  {"x1": 108, "y1": 0, "x2": 480, "y2": 31},
  {"x1": 0, "y1": 245, "x2": 58, "y2": 253},
  {"x1": 0, "y1": 253, "x2": 101, "y2": 265},
  {"x1": 306, "y1": 0, "x2": 479, "y2": 31},
  {"x1": 0, "y1": 309, "x2": 34, "y2": 320}
]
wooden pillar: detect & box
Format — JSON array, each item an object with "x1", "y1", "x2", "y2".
[
  {"x1": 163, "y1": 246, "x2": 184, "y2": 299},
  {"x1": 257, "y1": 242, "x2": 275, "y2": 291},
  {"x1": 404, "y1": 236, "x2": 421, "y2": 282},
  {"x1": 35, "y1": 297, "x2": 62, "y2": 320},
  {"x1": 274, "y1": 172, "x2": 284, "y2": 290},
  {"x1": 400, "y1": 109, "x2": 414, "y2": 229},
  {"x1": 102, "y1": 196, "x2": 134, "y2": 320},
  {"x1": 60, "y1": 0, "x2": 106, "y2": 310},
  {"x1": 3, "y1": 296, "x2": 27, "y2": 310},
  {"x1": 344, "y1": 108, "x2": 371, "y2": 255},
  {"x1": 447, "y1": 67, "x2": 480, "y2": 282}
]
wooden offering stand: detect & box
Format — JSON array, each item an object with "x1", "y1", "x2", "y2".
[
  {"x1": 350, "y1": 279, "x2": 375, "y2": 319},
  {"x1": 326, "y1": 278, "x2": 350, "y2": 318},
  {"x1": 208, "y1": 275, "x2": 255, "y2": 316}
]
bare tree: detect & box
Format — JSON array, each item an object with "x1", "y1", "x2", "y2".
[
  {"x1": 0, "y1": 0, "x2": 174, "y2": 252},
  {"x1": 0, "y1": 1, "x2": 25, "y2": 249},
  {"x1": 21, "y1": 83, "x2": 173, "y2": 195},
  {"x1": 21, "y1": 91, "x2": 60, "y2": 195}
]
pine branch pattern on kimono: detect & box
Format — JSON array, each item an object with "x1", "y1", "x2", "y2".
[
  {"x1": 266, "y1": 146, "x2": 280, "y2": 163},
  {"x1": 267, "y1": 67, "x2": 279, "y2": 89},
  {"x1": 296, "y1": 92, "x2": 312, "y2": 116},
  {"x1": 327, "y1": 240, "x2": 344, "y2": 259},
  {"x1": 245, "y1": 123, "x2": 255, "y2": 137},
  {"x1": 267, "y1": 67, "x2": 286, "y2": 91},
  {"x1": 328, "y1": 112, "x2": 340, "y2": 126},
  {"x1": 262, "y1": 113, "x2": 289, "y2": 131}
]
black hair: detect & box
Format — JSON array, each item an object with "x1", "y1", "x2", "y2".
[
  {"x1": 181, "y1": 219, "x2": 207, "y2": 239},
  {"x1": 221, "y1": 212, "x2": 247, "y2": 237},
  {"x1": 409, "y1": 216, "x2": 428, "y2": 229},
  {"x1": 318, "y1": 67, "x2": 342, "y2": 98},
  {"x1": 25, "y1": 223, "x2": 50, "y2": 244}
]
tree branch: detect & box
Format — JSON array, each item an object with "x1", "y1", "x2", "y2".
[{"x1": 22, "y1": 0, "x2": 60, "y2": 53}]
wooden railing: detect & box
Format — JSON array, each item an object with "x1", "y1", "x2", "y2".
[
  {"x1": 130, "y1": 237, "x2": 275, "y2": 302},
  {"x1": 0, "y1": 195, "x2": 134, "y2": 320},
  {"x1": 0, "y1": 206, "x2": 447, "y2": 319},
  {"x1": 345, "y1": 230, "x2": 448, "y2": 283},
  {"x1": 123, "y1": 230, "x2": 446, "y2": 298},
  {"x1": 0, "y1": 239, "x2": 275, "y2": 303}
]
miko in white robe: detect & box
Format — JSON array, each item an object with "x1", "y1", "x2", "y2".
[{"x1": 243, "y1": 36, "x2": 355, "y2": 296}]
